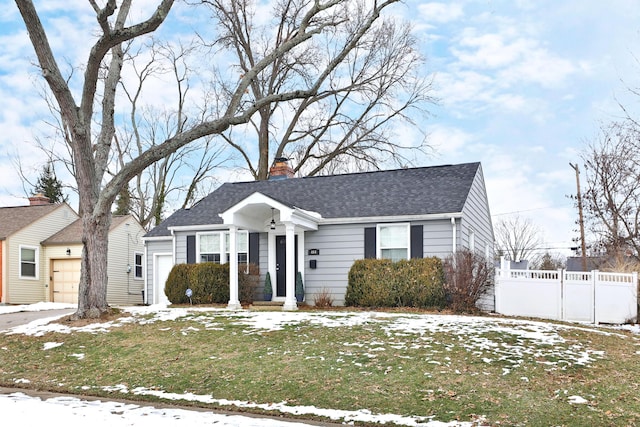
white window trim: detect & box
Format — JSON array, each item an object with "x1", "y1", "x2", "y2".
[
  {"x1": 134, "y1": 251, "x2": 144, "y2": 280},
  {"x1": 196, "y1": 230, "x2": 249, "y2": 264},
  {"x1": 468, "y1": 229, "x2": 476, "y2": 252},
  {"x1": 19, "y1": 245, "x2": 39, "y2": 280},
  {"x1": 376, "y1": 223, "x2": 410, "y2": 261}
]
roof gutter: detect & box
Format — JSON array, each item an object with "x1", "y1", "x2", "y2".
[{"x1": 318, "y1": 212, "x2": 463, "y2": 225}]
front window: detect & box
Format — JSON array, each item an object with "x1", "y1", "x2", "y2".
[
  {"x1": 199, "y1": 233, "x2": 221, "y2": 263},
  {"x1": 198, "y1": 231, "x2": 248, "y2": 264},
  {"x1": 20, "y1": 246, "x2": 38, "y2": 279},
  {"x1": 225, "y1": 232, "x2": 248, "y2": 264},
  {"x1": 378, "y1": 224, "x2": 409, "y2": 262},
  {"x1": 134, "y1": 252, "x2": 143, "y2": 279}
]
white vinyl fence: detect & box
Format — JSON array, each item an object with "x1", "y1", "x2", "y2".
[{"x1": 495, "y1": 266, "x2": 638, "y2": 324}]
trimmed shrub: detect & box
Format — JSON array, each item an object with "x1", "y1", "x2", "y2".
[
  {"x1": 392, "y1": 258, "x2": 446, "y2": 308},
  {"x1": 443, "y1": 249, "x2": 493, "y2": 313},
  {"x1": 164, "y1": 262, "x2": 259, "y2": 305},
  {"x1": 346, "y1": 259, "x2": 394, "y2": 307},
  {"x1": 346, "y1": 257, "x2": 446, "y2": 309},
  {"x1": 165, "y1": 263, "x2": 197, "y2": 304},
  {"x1": 190, "y1": 262, "x2": 230, "y2": 304}
]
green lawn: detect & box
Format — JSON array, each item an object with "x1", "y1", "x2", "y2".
[{"x1": 1, "y1": 307, "x2": 639, "y2": 426}]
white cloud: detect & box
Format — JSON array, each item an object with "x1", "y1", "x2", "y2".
[
  {"x1": 417, "y1": 2, "x2": 464, "y2": 24},
  {"x1": 425, "y1": 125, "x2": 473, "y2": 158}
]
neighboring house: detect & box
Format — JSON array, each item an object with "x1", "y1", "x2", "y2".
[
  {"x1": 42, "y1": 215, "x2": 146, "y2": 305},
  {"x1": 144, "y1": 161, "x2": 494, "y2": 310},
  {"x1": 0, "y1": 195, "x2": 146, "y2": 305}
]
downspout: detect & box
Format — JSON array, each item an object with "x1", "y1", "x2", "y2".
[{"x1": 451, "y1": 217, "x2": 457, "y2": 253}]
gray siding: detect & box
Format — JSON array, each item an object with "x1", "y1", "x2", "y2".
[
  {"x1": 255, "y1": 233, "x2": 269, "y2": 299},
  {"x1": 422, "y1": 219, "x2": 456, "y2": 259},
  {"x1": 461, "y1": 165, "x2": 494, "y2": 256},
  {"x1": 304, "y1": 224, "x2": 364, "y2": 306},
  {"x1": 175, "y1": 232, "x2": 188, "y2": 264},
  {"x1": 460, "y1": 165, "x2": 495, "y2": 311},
  {"x1": 145, "y1": 239, "x2": 173, "y2": 304}
]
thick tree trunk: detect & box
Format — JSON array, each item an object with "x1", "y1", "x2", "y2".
[{"x1": 73, "y1": 211, "x2": 112, "y2": 319}]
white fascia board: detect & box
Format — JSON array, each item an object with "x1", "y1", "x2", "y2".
[
  {"x1": 318, "y1": 212, "x2": 463, "y2": 225},
  {"x1": 141, "y1": 235, "x2": 173, "y2": 242},
  {"x1": 221, "y1": 192, "x2": 293, "y2": 218},
  {"x1": 292, "y1": 206, "x2": 322, "y2": 220},
  {"x1": 168, "y1": 224, "x2": 228, "y2": 233}
]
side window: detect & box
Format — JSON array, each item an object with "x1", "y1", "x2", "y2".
[
  {"x1": 134, "y1": 252, "x2": 143, "y2": 279},
  {"x1": 377, "y1": 224, "x2": 410, "y2": 262},
  {"x1": 20, "y1": 246, "x2": 38, "y2": 279}
]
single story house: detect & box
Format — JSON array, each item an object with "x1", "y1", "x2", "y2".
[
  {"x1": 41, "y1": 214, "x2": 146, "y2": 305},
  {"x1": 0, "y1": 195, "x2": 145, "y2": 305},
  {"x1": 144, "y1": 161, "x2": 494, "y2": 310}
]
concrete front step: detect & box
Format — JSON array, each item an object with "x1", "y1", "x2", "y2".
[{"x1": 249, "y1": 301, "x2": 285, "y2": 310}]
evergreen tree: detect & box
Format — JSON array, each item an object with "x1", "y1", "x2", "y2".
[
  {"x1": 113, "y1": 187, "x2": 131, "y2": 215},
  {"x1": 34, "y1": 162, "x2": 67, "y2": 203}
]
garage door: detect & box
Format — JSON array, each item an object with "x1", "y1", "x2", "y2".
[
  {"x1": 154, "y1": 254, "x2": 172, "y2": 305},
  {"x1": 52, "y1": 259, "x2": 81, "y2": 304}
]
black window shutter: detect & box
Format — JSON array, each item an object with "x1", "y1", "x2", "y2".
[
  {"x1": 186, "y1": 235, "x2": 196, "y2": 264},
  {"x1": 410, "y1": 225, "x2": 423, "y2": 259},
  {"x1": 249, "y1": 232, "x2": 260, "y2": 265},
  {"x1": 364, "y1": 227, "x2": 376, "y2": 259}
]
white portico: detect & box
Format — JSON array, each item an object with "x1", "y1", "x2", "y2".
[{"x1": 219, "y1": 192, "x2": 320, "y2": 311}]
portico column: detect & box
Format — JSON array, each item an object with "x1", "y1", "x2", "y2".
[
  {"x1": 227, "y1": 225, "x2": 242, "y2": 310},
  {"x1": 282, "y1": 222, "x2": 298, "y2": 311}
]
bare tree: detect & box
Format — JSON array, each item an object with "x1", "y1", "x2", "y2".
[
  {"x1": 15, "y1": 0, "x2": 409, "y2": 318},
  {"x1": 494, "y1": 214, "x2": 543, "y2": 264},
  {"x1": 580, "y1": 121, "x2": 640, "y2": 259},
  {"x1": 112, "y1": 40, "x2": 228, "y2": 229},
  {"x1": 206, "y1": 0, "x2": 434, "y2": 179}
]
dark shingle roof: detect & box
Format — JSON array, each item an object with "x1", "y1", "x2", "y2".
[
  {"x1": 41, "y1": 215, "x2": 132, "y2": 245},
  {"x1": 146, "y1": 162, "x2": 480, "y2": 238},
  {"x1": 0, "y1": 204, "x2": 66, "y2": 240}
]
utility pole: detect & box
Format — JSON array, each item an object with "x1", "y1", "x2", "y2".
[{"x1": 569, "y1": 163, "x2": 587, "y2": 271}]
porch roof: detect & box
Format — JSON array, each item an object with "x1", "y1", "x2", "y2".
[{"x1": 146, "y1": 162, "x2": 480, "y2": 238}]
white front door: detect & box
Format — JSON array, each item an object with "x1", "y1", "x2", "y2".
[{"x1": 154, "y1": 254, "x2": 172, "y2": 305}]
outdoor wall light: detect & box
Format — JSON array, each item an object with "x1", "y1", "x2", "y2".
[
  {"x1": 66, "y1": 248, "x2": 71, "y2": 256},
  {"x1": 127, "y1": 264, "x2": 131, "y2": 274},
  {"x1": 270, "y1": 208, "x2": 276, "y2": 230}
]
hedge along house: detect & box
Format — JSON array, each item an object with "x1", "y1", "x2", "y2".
[{"x1": 143, "y1": 160, "x2": 494, "y2": 310}]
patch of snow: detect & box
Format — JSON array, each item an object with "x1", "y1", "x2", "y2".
[
  {"x1": 0, "y1": 302, "x2": 75, "y2": 315},
  {"x1": 43, "y1": 342, "x2": 64, "y2": 350},
  {"x1": 70, "y1": 353, "x2": 85, "y2": 360},
  {"x1": 568, "y1": 395, "x2": 588, "y2": 404},
  {"x1": 0, "y1": 392, "x2": 323, "y2": 426}
]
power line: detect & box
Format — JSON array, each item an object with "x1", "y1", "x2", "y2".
[{"x1": 491, "y1": 204, "x2": 573, "y2": 217}]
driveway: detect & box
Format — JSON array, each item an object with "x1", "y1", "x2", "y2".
[{"x1": 0, "y1": 309, "x2": 74, "y2": 332}]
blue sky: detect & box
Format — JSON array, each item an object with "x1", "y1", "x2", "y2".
[{"x1": 1, "y1": 1, "x2": 639, "y2": 256}]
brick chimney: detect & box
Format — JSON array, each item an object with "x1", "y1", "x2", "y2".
[
  {"x1": 268, "y1": 157, "x2": 295, "y2": 180},
  {"x1": 28, "y1": 193, "x2": 51, "y2": 206}
]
